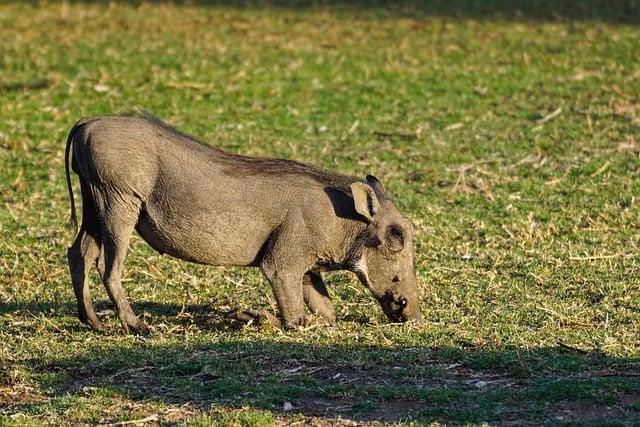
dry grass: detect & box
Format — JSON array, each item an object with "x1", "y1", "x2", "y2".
[{"x1": 1, "y1": 1, "x2": 639, "y2": 425}]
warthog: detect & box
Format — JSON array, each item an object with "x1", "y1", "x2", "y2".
[{"x1": 65, "y1": 114, "x2": 421, "y2": 334}]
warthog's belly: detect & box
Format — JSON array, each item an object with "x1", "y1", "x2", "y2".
[{"x1": 135, "y1": 205, "x2": 266, "y2": 267}]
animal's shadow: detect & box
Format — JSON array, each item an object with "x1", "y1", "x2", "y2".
[
  {"x1": 0, "y1": 299, "x2": 253, "y2": 333},
  {"x1": 9, "y1": 339, "x2": 640, "y2": 423},
  {"x1": 3, "y1": 300, "x2": 640, "y2": 423},
  {"x1": 0, "y1": 297, "x2": 374, "y2": 337}
]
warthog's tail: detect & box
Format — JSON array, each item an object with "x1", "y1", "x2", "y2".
[
  {"x1": 65, "y1": 122, "x2": 81, "y2": 232},
  {"x1": 65, "y1": 119, "x2": 96, "y2": 232}
]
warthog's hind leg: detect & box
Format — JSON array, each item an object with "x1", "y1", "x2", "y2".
[
  {"x1": 303, "y1": 272, "x2": 335, "y2": 325},
  {"x1": 68, "y1": 227, "x2": 102, "y2": 330},
  {"x1": 98, "y1": 198, "x2": 149, "y2": 335},
  {"x1": 68, "y1": 181, "x2": 103, "y2": 330}
]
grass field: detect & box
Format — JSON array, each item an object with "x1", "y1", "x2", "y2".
[{"x1": 1, "y1": 1, "x2": 640, "y2": 425}]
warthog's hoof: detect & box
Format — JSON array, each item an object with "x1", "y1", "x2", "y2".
[
  {"x1": 84, "y1": 317, "x2": 104, "y2": 331},
  {"x1": 78, "y1": 308, "x2": 105, "y2": 331},
  {"x1": 226, "y1": 309, "x2": 333, "y2": 330},
  {"x1": 281, "y1": 315, "x2": 331, "y2": 330},
  {"x1": 122, "y1": 320, "x2": 151, "y2": 336},
  {"x1": 301, "y1": 314, "x2": 333, "y2": 328},
  {"x1": 225, "y1": 308, "x2": 282, "y2": 328}
]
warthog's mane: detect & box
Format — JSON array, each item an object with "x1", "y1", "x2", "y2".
[{"x1": 135, "y1": 112, "x2": 365, "y2": 194}]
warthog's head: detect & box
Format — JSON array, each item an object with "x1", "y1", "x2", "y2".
[{"x1": 350, "y1": 176, "x2": 421, "y2": 323}]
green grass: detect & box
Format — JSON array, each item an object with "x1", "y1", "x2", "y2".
[{"x1": 1, "y1": 1, "x2": 640, "y2": 425}]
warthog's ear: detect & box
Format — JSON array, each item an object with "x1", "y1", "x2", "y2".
[
  {"x1": 366, "y1": 175, "x2": 385, "y2": 194},
  {"x1": 351, "y1": 181, "x2": 380, "y2": 222}
]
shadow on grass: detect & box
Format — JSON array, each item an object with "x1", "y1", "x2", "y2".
[
  {"x1": 3, "y1": 300, "x2": 640, "y2": 423},
  {"x1": 0, "y1": 299, "x2": 240, "y2": 333},
  {"x1": 8, "y1": 333, "x2": 640, "y2": 422},
  {"x1": 5, "y1": 0, "x2": 640, "y2": 24},
  {"x1": 0, "y1": 299, "x2": 209, "y2": 318}
]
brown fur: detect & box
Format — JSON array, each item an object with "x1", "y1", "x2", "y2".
[
  {"x1": 65, "y1": 114, "x2": 420, "y2": 334},
  {"x1": 138, "y1": 114, "x2": 362, "y2": 188}
]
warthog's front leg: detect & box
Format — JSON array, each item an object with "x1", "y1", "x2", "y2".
[
  {"x1": 303, "y1": 272, "x2": 335, "y2": 325},
  {"x1": 260, "y1": 263, "x2": 307, "y2": 329},
  {"x1": 228, "y1": 271, "x2": 335, "y2": 328},
  {"x1": 231, "y1": 222, "x2": 325, "y2": 329}
]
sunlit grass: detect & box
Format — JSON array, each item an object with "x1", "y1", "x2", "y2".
[{"x1": 1, "y1": 1, "x2": 639, "y2": 425}]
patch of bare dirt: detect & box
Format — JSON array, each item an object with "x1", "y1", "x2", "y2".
[
  {"x1": 285, "y1": 397, "x2": 424, "y2": 422},
  {"x1": 362, "y1": 399, "x2": 425, "y2": 422},
  {"x1": 620, "y1": 392, "x2": 640, "y2": 406},
  {"x1": 552, "y1": 399, "x2": 629, "y2": 423}
]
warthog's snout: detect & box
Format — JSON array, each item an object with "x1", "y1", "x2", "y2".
[{"x1": 379, "y1": 289, "x2": 422, "y2": 323}]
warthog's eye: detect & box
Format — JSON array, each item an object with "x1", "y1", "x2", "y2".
[
  {"x1": 392, "y1": 275, "x2": 400, "y2": 283},
  {"x1": 386, "y1": 225, "x2": 405, "y2": 252}
]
